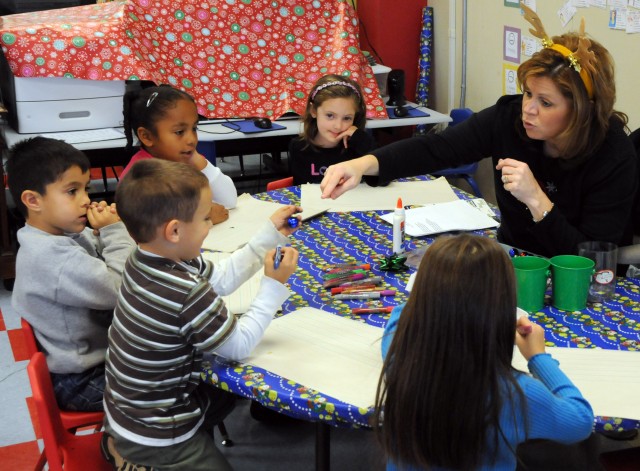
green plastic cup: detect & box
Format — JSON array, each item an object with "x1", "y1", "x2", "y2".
[
  {"x1": 512, "y1": 256, "x2": 550, "y2": 312},
  {"x1": 549, "y1": 255, "x2": 595, "y2": 311}
]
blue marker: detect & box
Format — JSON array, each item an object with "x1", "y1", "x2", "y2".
[
  {"x1": 288, "y1": 217, "x2": 299, "y2": 228},
  {"x1": 274, "y1": 245, "x2": 282, "y2": 269}
]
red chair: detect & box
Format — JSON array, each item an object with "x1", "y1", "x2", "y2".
[
  {"x1": 27, "y1": 352, "x2": 112, "y2": 471},
  {"x1": 266, "y1": 176, "x2": 294, "y2": 191},
  {"x1": 21, "y1": 318, "x2": 105, "y2": 470}
]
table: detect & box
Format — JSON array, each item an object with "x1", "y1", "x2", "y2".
[
  {"x1": 2, "y1": 103, "x2": 449, "y2": 155},
  {"x1": 0, "y1": 107, "x2": 452, "y2": 284},
  {"x1": 201, "y1": 179, "x2": 640, "y2": 456}
]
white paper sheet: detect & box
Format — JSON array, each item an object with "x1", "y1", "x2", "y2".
[
  {"x1": 379, "y1": 199, "x2": 499, "y2": 236},
  {"x1": 202, "y1": 193, "x2": 327, "y2": 252},
  {"x1": 512, "y1": 347, "x2": 640, "y2": 420},
  {"x1": 201, "y1": 251, "x2": 263, "y2": 314},
  {"x1": 245, "y1": 307, "x2": 384, "y2": 409},
  {"x1": 202, "y1": 194, "x2": 285, "y2": 252},
  {"x1": 301, "y1": 177, "x2": 459, "y2": 213}
]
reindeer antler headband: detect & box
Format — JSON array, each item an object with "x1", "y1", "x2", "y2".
[{"x1": 521, "y1": 2, "x2": 596, "y2": 99}]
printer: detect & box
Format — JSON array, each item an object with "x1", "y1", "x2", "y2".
[{"x1": 0, "y1": 54, "x2": 125, "y2": 134}]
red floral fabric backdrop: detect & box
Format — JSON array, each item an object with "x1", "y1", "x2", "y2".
[{"x1": 0, "y1": 0, "x2": 387, "y2": 119}]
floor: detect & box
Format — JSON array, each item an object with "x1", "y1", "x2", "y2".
[{"x1": 2, "y1": 154, "x2": 640, "y2": 470}]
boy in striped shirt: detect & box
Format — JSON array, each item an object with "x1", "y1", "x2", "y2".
[{"x1": 102, "y1": 159, "x2": 300, "y2": 470}]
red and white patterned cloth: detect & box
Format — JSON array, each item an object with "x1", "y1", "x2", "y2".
[{"x1": 0, "y1": 0, "x2": 387, "y2": 119}]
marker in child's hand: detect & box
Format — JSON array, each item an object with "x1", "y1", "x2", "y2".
[
  {"x1": 274, "y1": 245, "x2": 282, "y2": 269},
  {"x1": 287, "y1": 217, "x2": 299, "y2": 228},
  {"x1": 517, "y1": 325, "x2": 533, "y2": 335}
]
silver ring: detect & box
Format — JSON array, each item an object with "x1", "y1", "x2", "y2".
[{"x1": 502, "y1": 175, "x2": 509, "y2": 184}]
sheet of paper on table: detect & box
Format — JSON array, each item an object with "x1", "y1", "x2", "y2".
[
  {"x1": 202, "y1": 194, "x2": 326, "y2": 253},
  {"x1": 379, "y1": 199, "x2": 500, "y2": 237},
  {"x1": 512, "y1": 347, "x2": 640, "y2": 420},
  {"x1": 245, "y1": 307, "x2": 384, "y2": 410},
  {"x1": 300, "y1": 177, "x2": 459, "y2": 213},
  {"x1": 201, "y1": 252, "x2": 263, "y2": 315}
]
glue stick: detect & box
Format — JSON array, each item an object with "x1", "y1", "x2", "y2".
[{"x1": 392, "y1": 197, "x2": 405, "y2": 254}]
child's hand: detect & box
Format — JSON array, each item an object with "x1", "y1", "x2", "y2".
[
  {"x1": 188, "y1": 151, "x2": 208, "y2": 171},
  {"x1": 264, "y1": 246, "x2": 299, "y2": 283},
  {"x1": 210, "y1": 203, "x2": 230, "y2": 225},
  {"x1": 515, "y1": 316, "x2": 546, "y2": 360},
  {"x1": 338, "y1": 126, "x2": 358, "y2": 148},
  {"x1": 88, "y1": 201, "x2": 120, "y2": 235},
  {"x1": 270, "y1": 205, "x2": 303, "y2": 236}
]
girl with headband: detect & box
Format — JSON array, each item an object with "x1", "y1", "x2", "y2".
[
  {"x1": 320, "y1": 4, "x2": 636, "y2": 260},
  {"x1": 289, "y1": 74, "x2": 376, "y2": 184}
]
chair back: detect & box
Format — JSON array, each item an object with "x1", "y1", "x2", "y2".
[
  {"x1": 27, "y1": 352, "x2": 70, "y2": 471},
  {"x1": 630, "y1": 128, "x2": 640, "y2": 238},
  {"x1": 21, "y1": 318, "x2": 39, "y2": 358},
  {"x1": 27, "y1": 352, "x2": 112, "y2": 471},
  {"x1": 432, "y1": 108, "x2": 482, "y2": 197},
  {"x1": 266, "y1": 176, "x2": 294, "y2": 191},
  {"x1": 449, "y1": 107, "x2": 473, "y2": 127}
]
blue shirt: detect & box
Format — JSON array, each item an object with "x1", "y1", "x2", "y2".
[{"x1": 381, "y1": 304, "x2": 594, "y2": 471}]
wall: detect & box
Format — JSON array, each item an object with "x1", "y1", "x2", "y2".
[
  {"x1": 430, "y1": 1, "x2": 640, "y2": 130},
  {"x1": 357, "y1": 0, "x2": 429, "y2": 102},
  {"x1": 426, "y1": 0, "x2": 640, "y2": 203}
]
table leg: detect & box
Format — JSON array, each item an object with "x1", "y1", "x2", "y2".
[{"x1": 315, "y1": 422, "x2": 331, "y2": 471}]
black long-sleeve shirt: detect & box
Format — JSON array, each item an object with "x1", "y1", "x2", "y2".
[
  {"x1": 289, "y1": 129, "x2": 376, "y2": 185},
  {"x1": 369, "y1": 95, "x2": 637, "y2": 257}
]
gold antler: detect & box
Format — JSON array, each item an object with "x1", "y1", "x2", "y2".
[
  {"x1": 520, "y1": 2, "x2": 552, "y2": 47},
  {"x1": 575, "y1": 18, "x2": 597, "y2": 77}
]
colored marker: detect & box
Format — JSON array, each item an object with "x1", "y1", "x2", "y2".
[
  {"x1": 323, "y1": 273, "x2": 366, "y2": 289},
  {"x1": 334, "y1": 290, "x2": 396, "y2": 300},
  {"x1": 325, "y1": 264, "x2": 371, "y2": 274},
  {"x1": 330, "y1": 284, "x2": 378, "y2": 295},
  {"x1": 324, "y1": 263, "x2": 360, "y2": 271},
  {"x1": 338, "y1": 276, "x2": 383, "y2": 287},
  {"x1": 287, "y1": 217, "x2": 299, "y2": 228},
  {"x1": 274, "y1": 245, "x2": 282, "y2": 269},
  {"x1": 323, "y1": 269, "x2": 368, "y2": 280},
  {"x1": 517, "y1": 325, "x2": 533, "y2": 335},
  {"x1": 332, "y1": 288, "x2": 393, "y2": 296},
  {"x1": 351, "y1": 306, "x2": 394, "y2": 315}
]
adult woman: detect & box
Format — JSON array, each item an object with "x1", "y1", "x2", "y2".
[{"x1": 320, "y1": 9, "x2": 636, "y2": 257}]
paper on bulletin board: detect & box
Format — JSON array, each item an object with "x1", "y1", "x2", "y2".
[
  {"x1": 503, "y1": 63, "x2": 520, "y2": 95},
  {"x1": 244, "y1": 307, "x2": 384, "y2": 410},
  {"x1": 504, "y1": 26, "x2": 521, "y2": 63},
  {"x1": 522, "y1": 35, "x2": 542, "y2": 57}
]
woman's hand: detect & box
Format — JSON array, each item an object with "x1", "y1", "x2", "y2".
[
  {"x1": 496, "y1": 158, "x2": 553, "y2": 220},
  {"x1": 320, "y1": 155, "x2": 380, "y2": 199},
  {"x1": 209, "y1": 203, "x2": 230, "y2": 225}
]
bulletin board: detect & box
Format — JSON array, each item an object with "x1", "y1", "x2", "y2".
[
  {"x1": 0, "y1": 0, "x2": 387, "y2": 120},
  {"x1": 463, "y1": 1, "x2": 640, "y2": 130}
]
